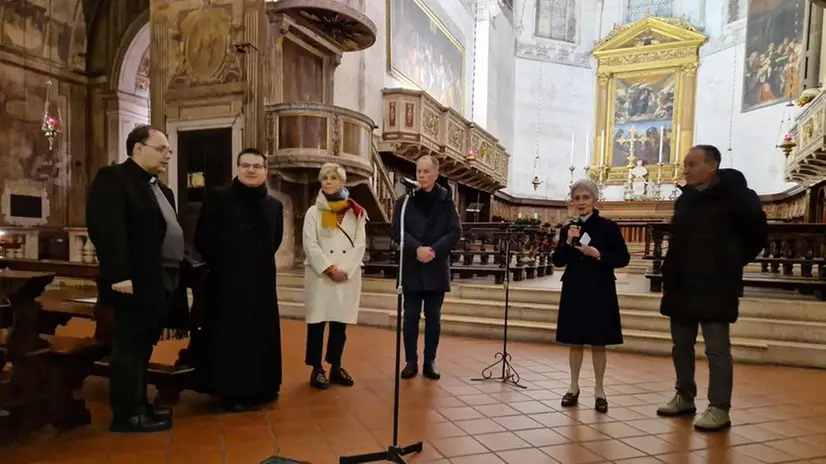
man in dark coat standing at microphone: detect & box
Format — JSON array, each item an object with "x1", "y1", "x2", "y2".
[
  {"x1": 656, "y1": 145, "x2": 767, "y2": 432},
  {"x1": 391, "y1": 155, "x2": 462, "y2": 380}
]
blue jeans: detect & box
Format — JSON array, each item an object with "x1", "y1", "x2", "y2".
[
  {"x1": 670, "y1": 319, "x2": 733, "y2": 411},
  {"x1": 403, "y1": 291, "x2": 445, "y2": 364}
]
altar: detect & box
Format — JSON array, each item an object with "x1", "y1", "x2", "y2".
[{"x1": 585, "y1": 17, "x2": 707, "y2": 202}]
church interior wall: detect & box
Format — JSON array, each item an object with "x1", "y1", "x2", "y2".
[
  {"x1": 0, "y1": 0, "x2": 90, "y2": 228},
  {"x1": 509, "y1": 0, "x2": 807, "y2": 200}
]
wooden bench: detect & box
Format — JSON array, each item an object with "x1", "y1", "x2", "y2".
[
  {"x1": 0, "y1": 270, "x2": 108, "y2": 443},
  {"x1": 642, "y1": 222, "x2": 826, "y2": 299}
]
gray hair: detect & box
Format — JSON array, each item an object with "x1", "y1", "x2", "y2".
[
  {"x1": 318, "y1": 162, "x2": 346, "y2": 183},
  {"x1": 570, "y1": 178, "x2": 599, "y2": 199}
]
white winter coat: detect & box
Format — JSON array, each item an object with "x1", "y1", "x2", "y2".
[{"x1": 302, "y1": 193, "x2": 367, "y2": 324}]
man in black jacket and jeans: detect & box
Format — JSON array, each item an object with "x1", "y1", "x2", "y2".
[
  {"x1": 656, "y1": 145, "x2": 767, "y2": 432},
  {"x1": 391, "y1": 155, "x2": 462, "y2": 380}
]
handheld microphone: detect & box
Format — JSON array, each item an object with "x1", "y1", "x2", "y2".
[
  {"x1": 400, "y1": 177, "x2": 420, "y2": 190},
  {"x1": 570, "y1": 217, "x2": 584, "y2": 246}
]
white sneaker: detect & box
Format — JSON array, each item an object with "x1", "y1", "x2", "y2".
[
  {"x1": 656, "y1": 393, "x2": 696, "y2": 417},
  {"x1": 694, "y1": 406, "x2": 731, "y2": 432}
]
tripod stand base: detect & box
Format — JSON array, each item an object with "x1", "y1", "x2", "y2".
[
  {"x1": 471, "y1": 352, "x2": 527, "y2": 389},
  {"x1": 339, "y1": 442, "x2": 424, "y2": 464}
]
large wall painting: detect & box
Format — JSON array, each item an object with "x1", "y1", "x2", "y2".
[
  {"x1": 611, "y1": 72, "x2": 675, "y2": 167},
  {"x1": 742, "y1": 0, "x2": 806, "y2": 112},
  {"x1": 388, "y1": 0, "x2": 465, "y2": 112}
]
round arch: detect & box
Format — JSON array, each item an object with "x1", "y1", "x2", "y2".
[{"x1": 104, "y1": 14, "x2": 151, "y2": 165}]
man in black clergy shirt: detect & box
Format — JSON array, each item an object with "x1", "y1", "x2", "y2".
[
  {"x1": 86, "y1": 125, "x2": 183, "y2": 433},
  {"x1": 391, "y1": 155, "x2": 462, "y2": 380}
]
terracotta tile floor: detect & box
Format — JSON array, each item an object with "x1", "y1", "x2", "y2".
[{"x1": 4, "y1": 319, "x2": 826, "y2": 463}]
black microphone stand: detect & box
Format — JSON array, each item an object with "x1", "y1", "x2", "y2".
[
  {"x1": 472, "y1": 224, "x2": 526, "y2": 389},
  {"x1": 339, "y1": 187, "x2": 422, "y2": 464}
]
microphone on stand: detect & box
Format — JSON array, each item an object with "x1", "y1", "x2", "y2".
[{"x1": 400, "y1": 177, "x2": 420, "y2": 193}]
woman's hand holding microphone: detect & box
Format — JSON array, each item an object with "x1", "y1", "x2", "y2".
[{"x1": 567, "y1": 223, "x2": 600, "y2": 260}]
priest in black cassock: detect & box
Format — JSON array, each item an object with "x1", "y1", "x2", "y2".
[{"x1": 193, "y1": 148, "x2": 284, "y2": 412}]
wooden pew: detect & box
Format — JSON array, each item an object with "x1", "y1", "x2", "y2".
[
  {"x1": 0, "y1": 270, "x2": 109, "y2": 443},
  {"x1": 0, "y1": 258, "x2": 197, "y2": 409},
  {"x1": 362, "y1": 222, "x2": 556, "y2": 285},
  {"x1": 643, "y1": 222, "x2": 826, "y2": 299}
]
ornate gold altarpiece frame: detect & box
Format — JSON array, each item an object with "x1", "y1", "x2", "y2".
[{"x1": 590, "y1": 17, "x2": 707, "y2": 185}]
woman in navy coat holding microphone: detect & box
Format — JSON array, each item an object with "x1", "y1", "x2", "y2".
[{"x1": 552, "y1": 178, "x2": 630, "y2": 413}]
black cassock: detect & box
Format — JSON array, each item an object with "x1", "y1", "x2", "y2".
[
  {"x1": 192, "y1": 178, "x2": 284, "y2": 403},
  {"x1": 552, "y1": 210, "x2": 630, "y2": 346}
]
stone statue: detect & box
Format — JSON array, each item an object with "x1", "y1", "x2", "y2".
[{"x1": 630, "y1": 160, "x2": 648, "y2": 197}]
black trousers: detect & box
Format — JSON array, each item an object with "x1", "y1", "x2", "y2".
[
  {"x1": 109, "y1": 269, "x2": 177, "y2": 420},
  {"x1": 109, "y1": 294, "x2": 164, "y2": 420},
  {"x1": 403, "y1": 291, "x2": 445, "y2": 364},
  {"x1": 305, "y1": 321, "x2": 347, "y2": 368}
]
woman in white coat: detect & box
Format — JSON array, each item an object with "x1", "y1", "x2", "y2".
[{"x1": 303, "y1": 163, "x2": 367, "y2": 390}]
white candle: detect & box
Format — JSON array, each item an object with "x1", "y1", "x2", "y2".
[
  {"x1": 658, "y1": 125, "x2": 664, "y2": 164},
  {"x1": 570, "y1": 132, "x2": 576, "y2": 166},
  {"x1": 533, "y1": 212, "x2": 538, "y2": 219},
  {"x1": 600, "y1": 129, "x2": 606, "y2": 167},
  {"x1": 584, "y1": 128, "x2": 591, "y2": 166},
  {"x1": 518, "y1": 212, "x2": 523, "y2": 219}
]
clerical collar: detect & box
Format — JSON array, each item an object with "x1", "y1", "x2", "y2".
[
  {"x1": 124, "y1": 157, "x2": 155, "y2": 182},
  {"x1": 149, "y1": 176, "x2": 158, "y2": 184}
]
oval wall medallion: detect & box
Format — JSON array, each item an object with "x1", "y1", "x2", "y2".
[{"x1": 182, "y1": 8, "x2": 231, "y2": 81}]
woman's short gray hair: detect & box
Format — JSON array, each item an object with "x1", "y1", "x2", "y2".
[
  {"x1": 570, "y1": 178, "x2": 599, "y2": 199},
  {"x1": 319, "y1": 162, "x2": 346, "y2": 183}
]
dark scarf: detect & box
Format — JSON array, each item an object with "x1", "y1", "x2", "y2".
[
  {"x1": 231, "y1": 177, "x2": 268, "y2": 200},
  {"x1": 413, "y1": 186, "x2": 439, "y2": 218}
]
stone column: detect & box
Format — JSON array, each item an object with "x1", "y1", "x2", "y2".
[
  {"x1": 804, "y1": 2, "x2": 824, "y2": 90},
  {"x1": 471, "y1": 2, "x2": 490, "y2": 126},
  {"x1": 243, "y1": 2, "x2": 266, "y2": 149},
  {"x1": 149, "y1": 2, "x2": 169, "y2": 131}
]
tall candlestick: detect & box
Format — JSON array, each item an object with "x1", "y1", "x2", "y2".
[
  {"x1": 584, "y1": 128, "x2": 591, "y2": 166},
  {"x1": 599, "y1": 129, "x2": 605, "y2": 166},
  {"x1": 570, "y1": 132, "x2": 575, "y2": 166},
  {"x1": 658, "y1": 125, "x2": 664, "y2": 164}
]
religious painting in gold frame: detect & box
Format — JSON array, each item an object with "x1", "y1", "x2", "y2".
[
  {"x1": 591, "y1": 17, "x2": 707, "y2": 185},
  {"x1": 386, "y1": 0, "x2": 466, "y2": 114}
]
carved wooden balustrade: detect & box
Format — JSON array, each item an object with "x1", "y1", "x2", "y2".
[
  {"x1": 644, "y1": 222, "x2": 826, "y2": 299},
  {"x1": 265, "y1": 102, "x2": 377, "y2": 184},
  {"x1": 0, "y1": 228, "x2": 40, "y2": 260},
  {"x1": 380, "y1": 88, "x2": 509, "y2": 192},
  {"x1": 362, "y1": 222, "x2": 556, "y2": 284},
  {"x1": 368, "y1": 140, "x2": 396, "y2": 222},
  {"x1": 786, "y1": 91, "x2": 826, "y2": 184}
]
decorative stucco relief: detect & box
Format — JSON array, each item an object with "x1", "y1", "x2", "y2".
[{"x1": 515, "y1": 40, "x2": 592, "y2": 68}]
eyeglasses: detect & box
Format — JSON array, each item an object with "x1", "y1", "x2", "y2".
[
  {"x1": 239, "y1": 163, "x2": 266, "y2": 171},
  {"x1": 140, "y1": 143, "x2": 172, "y2": 155}
]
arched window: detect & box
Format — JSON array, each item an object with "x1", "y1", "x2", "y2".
[
  {"x1": 535, "y1": 0, "x2": 577, "y2": 43},
  {"x1": 728, "y1": 0, "x2": 747, "y2": 23},
  {"x1": 626, "y1": 0, "x2": 673, "y2": 23}
]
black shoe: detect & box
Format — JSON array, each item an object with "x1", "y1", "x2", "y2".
[
  {"x1": 400, "y1": 363, "x2": 418, "y2": 379},
  {"x1": 110, "y1": 414, "x2": 172, "y2": 433},
  {"x1": 423, "y1": 362, "x2": 440, "y2": 380},
  {"x1": 330, "y1": 367, "x2": 355, "y2": 387},
  {"x1": 595, "y1": 397, "x2": 608, "y2": 413},
  {"x1": 310, "y1": 368, "x2": 330, "y2": 390},
  {"x1": 561, "y1": 391, "x2": 579, "y2": 407}
]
